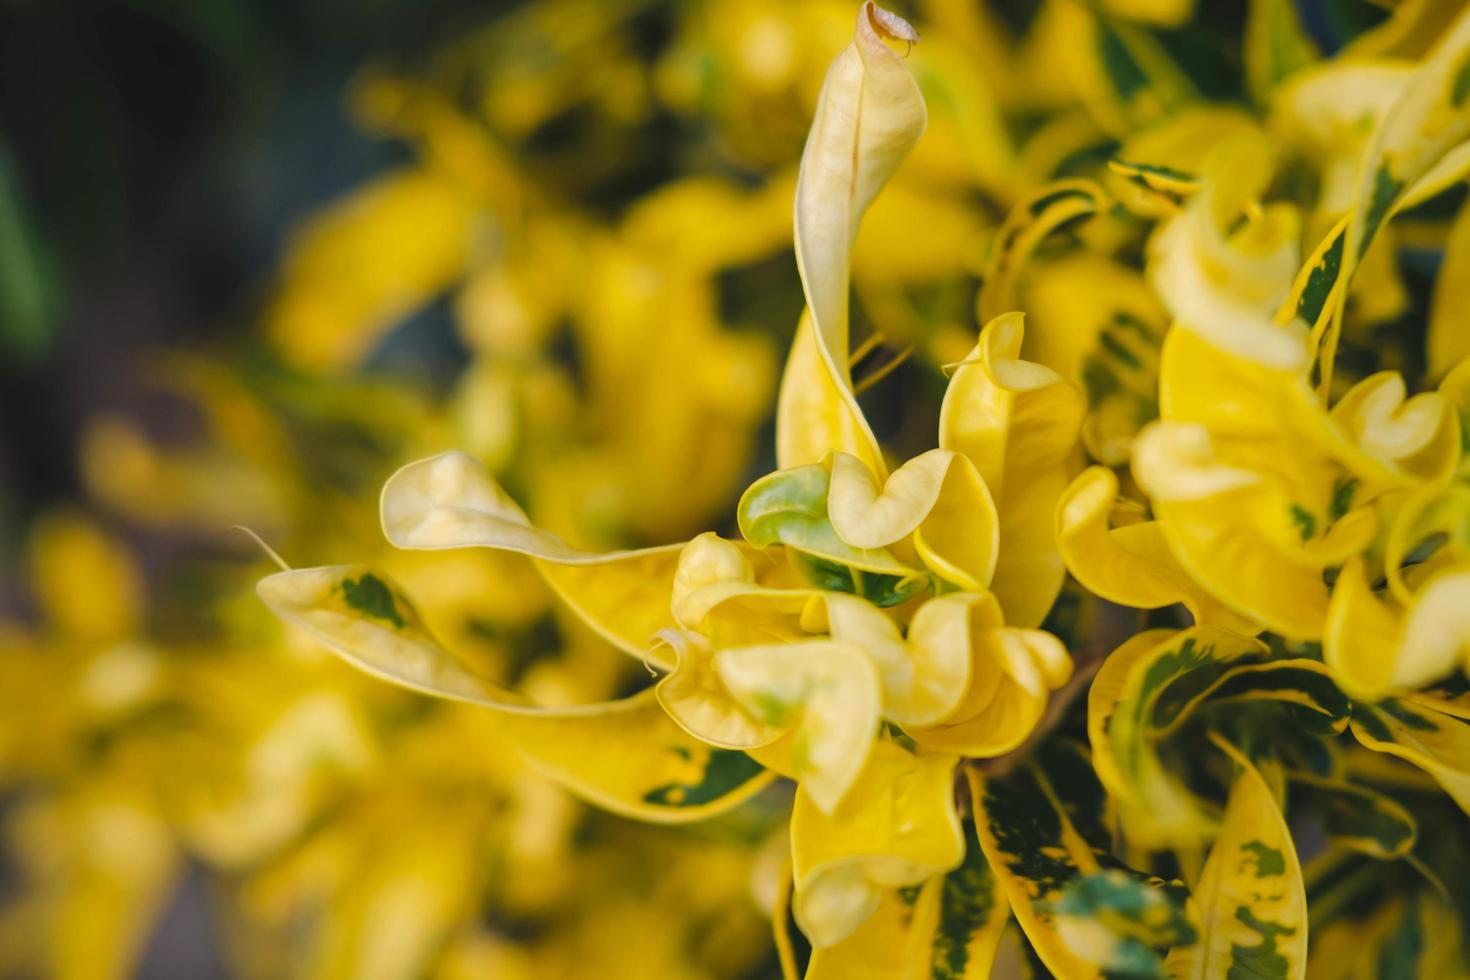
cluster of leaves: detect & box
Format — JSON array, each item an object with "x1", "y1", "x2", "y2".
[
  {"x1": 9, "y1": 0, "x2": 1470, "y2": 978},
  {"x1": 259, "y1": 1, "x2": 1470, "y2": 978}
]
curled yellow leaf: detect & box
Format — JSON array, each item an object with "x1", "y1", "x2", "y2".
[
  {"x1": 715, "y1": 638, "x2": 881, "y2": 814},
  {"x1": 1057, "y1": 466, "x2": 1258, "y2": 633},
  {"x1": 381, "y1": 451, "x2": 685, "y2": 667},
  {"x1": 1326, "y1": 558, "x2": 1470, "y2": 700},
  {"x1": 777, "y1": 2, "x2": 927, "y2": 476},
  {"x1": 790, "y1": 741, "x2": 963, "y2": 948},
  {"x1": 941, "y1": 313, "x2": 1084, "y2": 628},
  {"x1": 827, "y1": 448, "x2": 999, "y2": 592}
]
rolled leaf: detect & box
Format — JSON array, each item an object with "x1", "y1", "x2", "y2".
[
  {"x1": 906, "y1": 599, "x2": 1072, "y2": 758},
  {"x1": 827, "y1": 449, "x2": 1000, "y2": 592},
  {"x1": 976, "y1": 183, "x2": 1108, "y2": 324},
  {"x1": 1308, "y1": 4, "x2": 1470, "y2": 391},
  {"x1": 1325, "y1": 557, "x2": 1470, "y2": 701},
  {"x1": 1351, "y1": 696, "x2": 1470, "y2": 814},
  {"x1": 778, "y1": 2, "x2": 927, "y2": 476},
  {"x1": 716, "y1": 638, "x2": 882, "y2": 814},
  {"x1": 1089, "y1": 626, "x2": 1347, "y2": 847},
  {"x1": 737, "y1": 463, "x2": 928, "y2": 606}
]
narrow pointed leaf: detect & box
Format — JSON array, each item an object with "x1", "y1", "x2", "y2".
[
  {"x1": 1165, "y1": 736, "x2": 1307, "y2": 980},
  {"x1": 258, "y1": 564, "x2": 771, "y2": 821}
]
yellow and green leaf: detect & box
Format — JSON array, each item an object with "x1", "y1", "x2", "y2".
[
  {"x1": 1164, "y1": 735, "x2": 1307, "y2": 980},
  {"x1": 976, "y1": 182, "x2": 1109, "y2": 324},
  {"x1": 1351, "y1": 695, "x2": 1470, "y2": 814},
  {"x1": 1089, "y1": 626, "x2": 1347, "y2": 847},
  {"x1": 1286, "y1": 772, "x2": 1417, "y2": 860},
  {"x1": 970, "y1": 740, "x2": 1192, "y2": 978},
  {"x1": 737, "y1": 463, "x2": 928, "y2": 605},
  {"x1": 380, "y1": 450, "x2": 687, "y2": 667},
  {"x1": 1050, "y1": 870, "x2": 1195, "y2": 980},
  {"x1": 805, "y1": 818, "x2": 1008, "y2": 980},
  {"x1": 1089, "y1": 628, "x2": 1248, "y2": 847},
  {"x1": 1305, "y1": 4, "x2": 1470, "y2": 392},
  {"x1": 257, "y1": 564, "x2": 773, "y2": 822}
]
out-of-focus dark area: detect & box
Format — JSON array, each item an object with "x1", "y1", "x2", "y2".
[{"x1": 0, "y1": 0, "x2": 530, "y2": 550}]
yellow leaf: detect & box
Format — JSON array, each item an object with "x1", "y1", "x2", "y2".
[
  {"x1": 827, "y1": 448, "x2": 999, "y2": 592},
  {"x1": 381, "y1": 451, "x2": 685, "y2": 668},
  {"x1": 1325, "y1": 558, "x2": 1470, "y2": 700},
  {"x1": 940, "y1": 313, "x2": 1084, "y2": 627},
  {"x1": 715, "y1": 638, "x2": 881, "y2": 813},
  {"x1": 906, "y1": 596, "x2": 1072, "y2": 758},
  {"x1": 1057, "y1": 466, "x2": 1258, "y2": 632},
  {"x1": 1428, "y1": 199, "x2": 1470, "y2": 380},
  {"x1": 791, "y1": 741, "x2": 963, "y2": 948},
  {"x1": 777, "y1": 2, "x2": 927, "y2": 476},
  {"x1": 257, "y1": 564, "x2": 772, "y2": 822}
]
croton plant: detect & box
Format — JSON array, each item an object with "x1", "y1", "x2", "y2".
[{"x1": 258, "y1": 3, "x2": 1470, "y2": 977}]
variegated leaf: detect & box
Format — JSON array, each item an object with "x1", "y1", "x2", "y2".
[{"x1": 257, "y1": 564, "x2": 772, "y2": 822}]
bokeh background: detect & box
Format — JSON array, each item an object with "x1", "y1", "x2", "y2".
[{"x1": 2, "y1": 0, "x2": 558, "y2": 526}]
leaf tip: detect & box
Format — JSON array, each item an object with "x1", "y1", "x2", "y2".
[{"x1": 864, "y1": 2, "x2": 919, "y2": 54}]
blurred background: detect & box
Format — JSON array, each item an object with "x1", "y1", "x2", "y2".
[
  {"x1": 0, "y1": 0, "x2": 1421, "y2": 976},
  {"x1": 1, "y1": 0, "x2": 604, "y2": 530}
]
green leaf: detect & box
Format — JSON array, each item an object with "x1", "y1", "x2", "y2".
[
  {"x1": 969, "y1": 741, "x2": 1191, "y2": 978},
  {"x1": 1049, "y1": 870, "x2": 1195, "y2": 980},
  {"x1": 790, "y1": 552, "x2": 928, "y2": 608},
  {"x1": 0, "y1": 143, "x2": 61, "y2": 361}
]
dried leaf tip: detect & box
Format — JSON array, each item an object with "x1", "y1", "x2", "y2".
[{"x1": 865, "y1": 3, "x2": 919, "y2": 52}]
